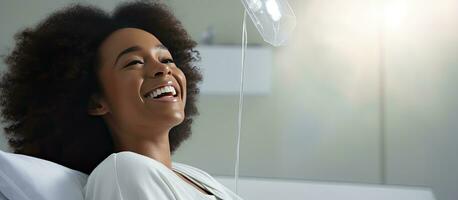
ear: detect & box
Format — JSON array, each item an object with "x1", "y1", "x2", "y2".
[{"x1": 87, "y1": 94, "x2": 109, "y2": 116}]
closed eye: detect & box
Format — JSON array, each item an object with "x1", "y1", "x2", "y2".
[
  {"x1": 124, "y1": 60, "x2": 144, "y2": 68},
  {"x1": 162, "y1": 59, "x2": 175, "y2": 64}
]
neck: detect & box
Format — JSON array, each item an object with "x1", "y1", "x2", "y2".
[{"x1": 114, "y1": 130, "x2": 173, "y2": 169}]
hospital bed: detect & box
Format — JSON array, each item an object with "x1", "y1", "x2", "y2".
[{"x1": 0, "y1": 150, "x2": 436, "y2": 200}]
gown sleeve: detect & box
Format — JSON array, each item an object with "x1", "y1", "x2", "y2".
[{"x1": 84, "y1": 152, "x2": 177, "y2": 200}]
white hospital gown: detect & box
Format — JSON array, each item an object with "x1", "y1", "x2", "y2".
[{"x1": 84, "y1": 151, "x2": 243, "y2": 200}]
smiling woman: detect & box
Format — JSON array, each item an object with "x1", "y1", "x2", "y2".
[
  {"x1": 92, "y1": 27, "x2": 189, "y2": 164},
  {"x1": 0, "y1": 1, "x2": 242, "y2": 199}
]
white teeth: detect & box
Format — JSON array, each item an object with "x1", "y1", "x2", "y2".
[{"x1": 146, "y1": 85, "x2": 177, "y2": 99}]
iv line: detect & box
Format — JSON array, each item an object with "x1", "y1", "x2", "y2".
[{"x1": 234, "y1": 10, "x2": 247, "y2": 195}]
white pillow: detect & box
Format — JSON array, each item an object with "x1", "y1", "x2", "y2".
[{"x1": 0, "y1": 150, "x2": 88, "y2": 200}]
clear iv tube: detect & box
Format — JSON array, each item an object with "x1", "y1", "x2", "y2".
[{"x1": 234, "y1": 10, "x2": 247, "y2": 195}]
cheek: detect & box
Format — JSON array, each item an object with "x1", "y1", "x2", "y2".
[
  {"x1": 175, "y1": 69, "x2": 187, "y2": 104},
  {"x1": 102, "y1": 71, "x2": 143, "y2": 111},
  {"x1": 115, "y1": 74, "x2": 142, "y2": 104}
]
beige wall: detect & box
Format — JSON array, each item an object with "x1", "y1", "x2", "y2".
[
  {"x1": 172, "y1": 0, "x2": 382, "y2": 183},
  {"x1": 170, "y1": 1, "x2": 458, "y2": 200}
]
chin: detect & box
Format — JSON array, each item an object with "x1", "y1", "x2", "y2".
[{"x1": 165, "y1": 111, "x2": 185, "y2": 127}]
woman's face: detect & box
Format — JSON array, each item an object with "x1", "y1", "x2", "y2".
[{"x1": 91, "y1": 28, "x2": 187, "y2": 141}]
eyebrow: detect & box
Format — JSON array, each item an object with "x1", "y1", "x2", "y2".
[{"x1": 114, "y1": 44, "x2": 169, "y2": 65}]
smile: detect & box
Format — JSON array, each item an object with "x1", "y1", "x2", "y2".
[{"x1": 144, "y1": 85, "x2": 179, "y2": 102}]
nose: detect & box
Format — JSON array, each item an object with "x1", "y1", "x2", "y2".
[{"x1": 149, "y1": 62, "x2": 172, "y2": 78}]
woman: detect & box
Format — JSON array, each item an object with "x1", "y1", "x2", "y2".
[{"x1": 0, "y1": 1, "x2": 242, "y2": 199}]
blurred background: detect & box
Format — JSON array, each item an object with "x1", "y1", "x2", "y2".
[{"x1": 0, "y1": 0, "x2": 457, "y2": 199}]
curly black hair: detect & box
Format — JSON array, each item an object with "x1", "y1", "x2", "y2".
[{"x1": 0, "y1": 0, "x2": 202, "y2": 174}]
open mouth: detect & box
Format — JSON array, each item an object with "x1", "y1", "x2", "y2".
[{"x1": 143, "y1": 85, "x2": 179, "y2": 100}]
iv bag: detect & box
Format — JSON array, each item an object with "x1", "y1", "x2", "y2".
[{"x1": 241, "y1": 0, "x2": 296, "y2": 46}]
